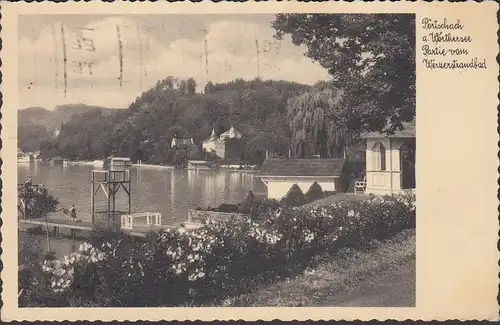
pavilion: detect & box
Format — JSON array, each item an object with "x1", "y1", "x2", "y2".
[{"x1": 360, "y1": 120, "x2": 416, "y2": 195}]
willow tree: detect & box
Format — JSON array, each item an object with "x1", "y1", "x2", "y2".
[
  {"x1": 273, "y1": 14, "x2": 415, "y2": 134},
  {"x1": 287, "y1": 86, "x2": 354, "y2": 158}
]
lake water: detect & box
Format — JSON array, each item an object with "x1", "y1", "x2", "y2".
[{"x1": 18, "y1": 163, "x2": 266, "y2": 225}]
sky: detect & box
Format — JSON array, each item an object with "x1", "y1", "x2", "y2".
[{"x1": 18, "y1": 14, "x2": 331, "y2": 110}]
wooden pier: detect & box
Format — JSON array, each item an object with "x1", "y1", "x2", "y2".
[
  {"x1": 19, "y1": 216, "x2": 178, "y2": 238},
  {"x1": 18, "y1": 158, "x2": 178, "y2": 240}
]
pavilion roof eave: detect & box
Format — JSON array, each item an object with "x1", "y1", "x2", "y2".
[
  {"x1": 360, "y1": 119, "x2": 416, "y2": 139},
  {"x1": 360, "y1": 133, "x2": 416, "y2": 139}
]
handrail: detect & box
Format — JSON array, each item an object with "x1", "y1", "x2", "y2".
[{"x1": 120, "y1": 212, "x2": 162, "y2": 230}]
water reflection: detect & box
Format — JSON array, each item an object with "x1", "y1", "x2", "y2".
[{"x1": 18, "y1": 163, "x2": 266, "y2": 225}]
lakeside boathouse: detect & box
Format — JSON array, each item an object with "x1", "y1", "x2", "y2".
[
  {"x1": 361, "y1": 120, "x2": 416, "y2": 195},
  {"x1": 257, "y1": 158, "x2": 345, "y2": 200}
]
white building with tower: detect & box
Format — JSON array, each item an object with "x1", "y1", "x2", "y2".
[{"x1": 202, "y1": 126, "x2": 242, "y2": 159}]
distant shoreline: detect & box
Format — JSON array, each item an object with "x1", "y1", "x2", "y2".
[
  {"x1": 132, "y1": 163, "x2": 176, "y2": 170},
  {"x1": 33, "y1": 160, "x2": 260, "y2": 173}
]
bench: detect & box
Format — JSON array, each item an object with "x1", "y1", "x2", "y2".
[{"x1": 354, "y1": 176, "x2": 366, "y2": 194}]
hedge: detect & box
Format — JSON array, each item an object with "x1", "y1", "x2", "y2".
[{"x1": 30, "y1": 191, "x2": 416, "y2": 307}]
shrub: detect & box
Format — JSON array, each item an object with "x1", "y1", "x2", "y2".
[
  {"x1": 238, "y1": 190, "x2": 256, "y2": 214},
  {"x1": 248, "y1": 198, "x2": 280, "y2": 221},
  {"x1": 18, "y1": 187, "x2": 59, "y2": 219},
  {"x1": 281, "y1": 184, "x2": 305, "y2": 206},
  {"x1": 305, "y1": 182, "x2": 324, "y2": 203},
  {"x1": 34, "y1": 191, "x2": 416, "y2": 307}
]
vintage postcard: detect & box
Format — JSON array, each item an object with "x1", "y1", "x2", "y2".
[{"x1": 1, "y1": 1, "x2": 498, "y2": 322}]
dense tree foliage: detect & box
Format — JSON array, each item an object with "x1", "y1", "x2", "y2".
[
  {"x1": 32, "y1": 14, "x2": 414, "y2": 170},
  {"x1": 273, "y1": 14, "x2": 415, "y2": 133},
  {"x1": 18, "y1": 104, "x2": 118, "y2": 153},
  {"x1": 18, "y1": 123, "x2": 52, "y2": 152},
  {"x1": 39, "y1": 78, "x2": 311, "y2": 165},
  {"x1": 18, "y1": 186, "x2": 59, "y2": 219}
]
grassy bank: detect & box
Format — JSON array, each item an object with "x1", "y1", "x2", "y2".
[{"x1": 220, "y1": 228, "x2": 415, "y2": 307}]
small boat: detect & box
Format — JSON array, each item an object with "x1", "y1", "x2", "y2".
[
  {"x1": 187, "y1": 160, "x2": 215, "y2": 171},
  {"x1": 17, "y1": 149, "x2": 31, "y2": 163},
  {"x1": 92, "y1": 160, "x2": 104, "y2": 167}
]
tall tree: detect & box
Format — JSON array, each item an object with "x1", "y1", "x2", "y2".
[
  {"x1": 204, "y1": 81, "x2": 215, "y2": 95},
  {"x1": 273, "y1": 14, "x2": 415, "y2": 133},
  {"x1": 186, "y1": 78, "x2": 197, "y2": 96}
]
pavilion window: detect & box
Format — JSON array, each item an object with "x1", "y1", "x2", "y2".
[{"x1": 372, "y1": 142, "x2": 386, "y2": 171}]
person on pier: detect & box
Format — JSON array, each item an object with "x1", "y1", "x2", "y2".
[{"x1": 69, "y1": 205, "x2": 77, "y2": 222}]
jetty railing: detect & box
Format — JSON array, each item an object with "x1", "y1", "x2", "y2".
[{"x1": 120, "y1": 212, "x2": 162, "y2": 230}]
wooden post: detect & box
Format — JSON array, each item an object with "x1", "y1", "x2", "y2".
[
  {"x1": 24, "y1": 186, "x2": 28, "y2": 219},
  {"x1": 46, "y1": 226, "x2": 51, "y2": 252},
  {"x1": 91, "y1": 171, "x2": 94, "y2": 224},
  {"x1": 110, "y1": 181, "x2": 114, "y2": 225},
  {"x1": 128, "y1": 170, "x2": 131, "y2": 215},
  {"x1": 107, "y1": 179, "x2": 111, "y2": 226}
]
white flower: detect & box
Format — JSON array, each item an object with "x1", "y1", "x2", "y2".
[{"x1": 62, "y1": 279, "x2": 72, "y2": 288}]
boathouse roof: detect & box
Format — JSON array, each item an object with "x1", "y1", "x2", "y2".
[
  {"x1": 361, "y1": 119, "x2": 416, "y2": 139},
  {"x1": 258, "y1": 158, "x2": 345, "y2": 178}
]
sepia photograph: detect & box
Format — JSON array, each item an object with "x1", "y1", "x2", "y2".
[
  {"x1": 0, "y1": 0, "x2": 498, "y2": 321},
  {"x1": 16, "y1": 12, "x2": 418, "y2": 308}
]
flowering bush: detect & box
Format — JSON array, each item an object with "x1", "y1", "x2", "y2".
[{"x1": 36, "y1": 191, "x2": 416, "y2": 307}]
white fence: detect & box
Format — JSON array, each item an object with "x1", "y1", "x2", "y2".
[{"x1": 120, "y1": 212, "x2": 162, "y2": 230}]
